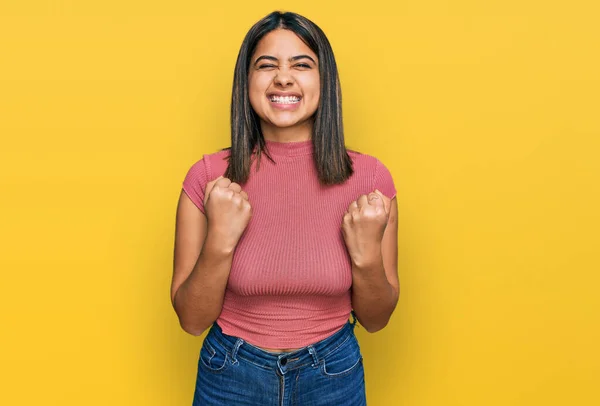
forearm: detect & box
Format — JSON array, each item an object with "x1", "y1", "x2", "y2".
[
  {"x1": 351, "y1": 249, "x2": 398, "y2": 333},
  {"x1": 174, "y1": 232, "x2": 234, "y2": 336}
]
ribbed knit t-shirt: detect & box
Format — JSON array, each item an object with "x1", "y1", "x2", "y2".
[{"x1": 182, "y1": 139, "x2": 396, "y2": 348}]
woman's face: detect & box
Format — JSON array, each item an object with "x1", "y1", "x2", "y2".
[{"x1": 248, "y1": 29, "x2": 320, "y2": 133}]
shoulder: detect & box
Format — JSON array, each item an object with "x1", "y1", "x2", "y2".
[
  {"x1": 346, "y1": 148, "x2": 389, "y2": 173},
  {"x1": 185, "y1": 147, "x2": 231, "y2": 179},
  {"x1": 346, "y1": 147, "x2": 396, "y2": 199},
  {"x1": 182, "y1": 148, "x2": 231, "y2": 212}
]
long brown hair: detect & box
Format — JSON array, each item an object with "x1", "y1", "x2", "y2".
[{"x1": 222, "y1": 11, "x2": 354, "y2": 185}]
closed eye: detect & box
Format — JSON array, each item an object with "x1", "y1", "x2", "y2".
[{"x1": 257, "y1": 64, "x2": 312, "y2": 69}]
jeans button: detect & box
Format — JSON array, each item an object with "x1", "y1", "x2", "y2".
[{"x1": 280, "y1": 358, "x2": 287, "y2": 366}]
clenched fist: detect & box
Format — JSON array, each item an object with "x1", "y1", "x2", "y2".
[
  {"x1": 341, "y1": 189, "x2": 391, "y2": 268},
  {"x1": 203, "y1": 176, "x2": 252, "y2": 251}
]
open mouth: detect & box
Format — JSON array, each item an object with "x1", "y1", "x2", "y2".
[
  {"x1": 268, "y1": 95, "x2": 302, "y2": 105},
  {"x1": 267, "y1": 94, "x2": 302, "y2": 110}
]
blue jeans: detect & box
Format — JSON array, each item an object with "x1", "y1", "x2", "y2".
[{"x1": 192, "y1": 314, "x2": 366, "y2": 405}]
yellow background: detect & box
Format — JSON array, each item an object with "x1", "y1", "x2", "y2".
[{"x1": 1, "y1": 1, "x2": 599, "y2": 405}]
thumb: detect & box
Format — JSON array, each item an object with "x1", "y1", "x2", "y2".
[
  {"x1": 204, "y1": 175, "x2": 224, "y2": 205},
  {"x1": 374, "y1": 189, "x2": 391, "y2": 214}
]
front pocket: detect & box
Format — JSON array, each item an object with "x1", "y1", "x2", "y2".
[
  {"x1": 320, "y1": 335, "x2": 364, "y2": 378},
  {"x1": 199, "y1": 339, "x2": 229, "y2": 374},
  {"x1": 321, "y1": 355, "x2": 363, "y2": 378}
]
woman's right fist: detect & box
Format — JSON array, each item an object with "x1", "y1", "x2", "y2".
[{"x1": 203, "y1": 176, "x2": 252, "y2": 249}]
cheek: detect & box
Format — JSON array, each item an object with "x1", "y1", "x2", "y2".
[
  {"x1": 248, "y1": 89, "x2": 261, "y2": 113},
  {"x1": 304, "y1": 78, "x2": 321, "y2": 106},
  {"x1": 303, "y1": 74, "x2": 320, "y2": 95},
  {"x1": 248, "y1": 76, "x2": 271, "y2": 109},
  {"x1": 247, "y1": 88, "x2": 262, "y2": 113}
]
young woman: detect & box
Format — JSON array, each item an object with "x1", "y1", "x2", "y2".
[{"x1": 171, "y1": 10, "x2": 399, "y2": 405}]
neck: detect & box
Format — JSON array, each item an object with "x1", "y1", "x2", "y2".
[{"x1": 260, "y1": 118, "x2": 314, "y2": 143}]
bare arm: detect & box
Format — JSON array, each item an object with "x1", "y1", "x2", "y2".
[
  {"x1": 171, "y1": 174, "x2": 251, "y2": 336},
  {"x1": 171, "y1": 190, "x2": 232, "y2": 336},
  {"x1": 350, "y1": 196, "x2": 399, "y2": 333}
]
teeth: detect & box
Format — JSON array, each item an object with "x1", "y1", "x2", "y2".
[{"x1": 270, "y1": 95, "x2": 300, "y2": 104}]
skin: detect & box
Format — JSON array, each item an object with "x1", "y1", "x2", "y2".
[
  {"x1": 248, "y1": 28, "x2": 320, "y2": 143},
  {"x1": 171, "y1": 28, "x2": 399, "y2": 354}
]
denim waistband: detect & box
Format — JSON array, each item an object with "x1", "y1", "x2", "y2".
[{"x1": 206, "y1": 313, "x2": 358, "y2": 373}]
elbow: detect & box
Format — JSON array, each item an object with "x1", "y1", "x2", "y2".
[
  {"x1": 172, "y1": 291, "x2": 211, "y2": 336},
  {"x1": 363, "y1": 321, "x2": 389, "y2": 334},
  {"x1": 184, "y1": 327, "x2": 206, "y2": 337},
  {"x1": 360, "y1": 309, "x2": 395, "y2": 333},
  {"x1": 173, "y1": 307, "x2": 210, "y2": 337},
  {"x1": 179, "y1": 320, "x2": 208, "y2": 336}
]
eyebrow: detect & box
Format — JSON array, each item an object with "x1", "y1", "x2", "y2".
[{"x1": 254, "y1": 54, "x2": 317, "y2": 66}]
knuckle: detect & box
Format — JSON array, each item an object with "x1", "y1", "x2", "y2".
[{"x1": 218, "y1": 177, "x2": 232, "y2": 186}]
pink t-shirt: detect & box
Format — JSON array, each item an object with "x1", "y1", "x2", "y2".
[{"x1": 182, "y1": 139, "x2": 396, "y2": 348}]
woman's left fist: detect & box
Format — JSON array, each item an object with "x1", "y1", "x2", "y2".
[{"x1": 341, "y1": 189, "x2": 391, "y2": 266}]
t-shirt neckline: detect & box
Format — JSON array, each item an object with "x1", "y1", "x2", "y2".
[{"x1": 263, "y1": 138, "x2": 314, "y2": 157}]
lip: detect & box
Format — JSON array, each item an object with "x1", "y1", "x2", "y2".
[{"x1": 267, "y1": 91, "x2": 302, "y2": 98}]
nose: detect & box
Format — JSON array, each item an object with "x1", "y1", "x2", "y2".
[{"x1": 273, "y1": 66, "x2": 294, "y2": 87}]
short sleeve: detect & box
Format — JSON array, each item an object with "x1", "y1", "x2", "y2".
[
  {"x1": 182, "y1": 157, "x2": 210, "y2": 214},
  {"x1": 373, "y1": 158, "x2": 397, "y2": 200}
]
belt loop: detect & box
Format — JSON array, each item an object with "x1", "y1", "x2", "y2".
[
  {"x1": 307, "y1": 345, "x2": 319, "y2": 368},
  {"x1": 231, "y1": 338, "x2": 244, "y2": 365},
  {"x1": 350, "y1": 310, "x2": 358, "y2": 327}
]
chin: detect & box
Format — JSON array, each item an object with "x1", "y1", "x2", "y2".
[{"x1": 266, "y1": 117, "x2": 304, "y2": 128}]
